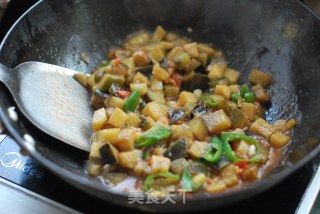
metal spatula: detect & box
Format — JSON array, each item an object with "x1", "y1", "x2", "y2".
[{"x1": 0, "y1": 62, "x2": 93, "y2": 152}]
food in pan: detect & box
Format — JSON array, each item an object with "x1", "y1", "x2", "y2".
[{"x1": 74, "y1": 26, "x2": 296, "y2": 194}]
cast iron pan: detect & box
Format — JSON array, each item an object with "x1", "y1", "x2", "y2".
[{"x1": 1, "y1": 0, "x2": 320, "y2": 212}]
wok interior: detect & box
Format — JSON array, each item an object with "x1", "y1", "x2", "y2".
[{"x1": 1, "y1": 0, "x2": 320, "y2": 210}]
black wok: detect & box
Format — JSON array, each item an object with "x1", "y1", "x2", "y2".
[{"x1": 1, "y1": 0, "x2": 320, "y2": 212}]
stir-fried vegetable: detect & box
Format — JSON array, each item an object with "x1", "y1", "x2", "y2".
[
  {"x1": 136, "y1": 125, "x2": 172, "y2": 147},
  {"x1": 76, "y1": 25, "x2": 297, "y2": 195}
]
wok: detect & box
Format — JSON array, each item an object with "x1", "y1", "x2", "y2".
[{"x1": 1, "y1": 0, "x2": 320, "y2": 212}]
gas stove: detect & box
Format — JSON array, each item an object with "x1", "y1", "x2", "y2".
[{"x1": 0, "y1": 1, "x2": 320, "y2": 213}]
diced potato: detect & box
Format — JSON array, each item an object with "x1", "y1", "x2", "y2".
[
  {"x1": 156, "y1": 115, "x2": 169, "y2": 126},
  {"x1": 241, "y1": 103, "x2": 256, "y2": 121},
  {"x1": 187, "y1": 59, "x2": 201, "y2": 72},
  {"x1": 230, "y1": 108, "x2": 248, "y2": 129},
  {"x1": 197, "y1": 51, "x2": 208, "y2": 66},
  {"x1": 152, "y1": 25, "x2": 166, "y2": 41},
  {"x1": 189, "y1": 117, "x2": 209, "y2": 140},
  {"x1": 126, "y1": 32, "x2": 150, "y2": 47},
  {"x1": 192, "y1": 173, "x2": 207, "y2": 187},
  {"x1": 153, "y1": 147, "x2": 167, "y2": 156},
  {"x1": 249, "y1": 69, "x2": 273, "y2": 87},
  {"x1": 150, "y1": 77, "x2": 163, "y2": 91},
  {"x1": 104, "y1": 96, "x2": 125, "y2": 109},
  {"x1": 241, "y1": 164, "x2": 259, "y2": 181},
  {"x1": 170, "y1": 158, "x2": 189, "y2": 175},
  {"x1": 205, "y1": 180, "x2": 227, "y2": 193},
  {"x1": 152, "y1": 63, "x2": 170, "y2": 82},
  {"x1": 188, "y1": 141, "x2": 210, "y2": 158},
  {"x1": 132, "y1": 72, "x2": 149, "y2": 84},
  {"x1": 133, "y1": 50, "x2": 150, "y2": 67},
  {"x1": 221, "y1": 164, "x2": 239, "y2": 187},
  {"x1": 140, "y1": 116, "x2": 155, "y2": 130},
  {"x1": 167, "y1": 47, "x2": 185, "y2": 59},
  {"x1": 126, "y1": 113, "x2": 141, "y2": 127},
  {"x1": 105, "y1": 107, "x2": 115, "y2": 118},
  {"x1": 108, "y1": 107, "x2": 129, "y2": 128},
  {"x1": 165, "y1": 32, "x2": 178, "y2": 41},
  {"x1": 183, "y1": 42, "x2": 199, "y2": 57},
  {"x1": 171, "y1": 125, "x2": 194, "y2": 140},
  {"x1": 114, "y1": 128, "x2": 138, "y2": 151},
  {"x1": 250, "y1": 118, "x2": 274, "y2": 139},
  {"x1": 89, "y1": 141, "x2": 105, "y2": 162},
  {"x1": 197, "y1": 43, "x2": 216, "y2": 55},
  {"x1": 273, "y1": 120, "x2": 287, "y2": 132},
  {"x1": 251, "y1": 84, "x2": 270, "y2": 103},
  {"x1": 203, "y1": 110, "x2": 231, "y2": 133},
  {"x1": 235, "y1": 140, "x2": 249, "y2": 159},
  {"x1": 118, "y1": 150, "x2": 142, "y2": 169},
  {"x1": 148, "y1": 47, "x2": 165, "y2": 62},
  {"x1": 160, "y1": 41, "x2": 174, "y2": 51},
  {"x1": 87, "y1": 74, "x2": 95, "y2": 88},
  {"x1": 286, "y1": 119, "x2": 297, "y2": 130},
  {"x1": 269, "y1": 132, "x2": 291, "y2": 148},
  {"x1": 172, "y1": 52, "x2": 191, "y2": 70},
  {"x1": 146, "y1": 89, "x2": 165, "y2": 104},
  {"x1": 85, "y1": 160, "x2": 102, "y2": 176},
  {"x1": 224, "y1": 68, "x2": 240, "y2": 84},
  {"x1": 211, "y1": 95, "x2": 229, "y2": 114},
  {"x1": 150, "y1": 155, "x2": 171, "y2": 174},
  {"x1": 133, "y1": 160, "x2": 151, "y2": 176},
  {"x1": 130, "y1": 83, "x2": 147, "y2": 95},
  {"x1": 164, "y1": 85, "x2": 180, "y2": 98},
  {"x1": 178, "y1": 91, "x2": 197, "y2": 106},
  {"x1": 229, "y1": 84, "x2": 240, "y2": 94},
  {"x1": 142, "y1": 101, "x2": 166, "y2": 121},
  {"x1": 92, "y1": 108, "x2": 107, "y2": 132},
  {"x1": 208, "y1": 64, "x2": 227, "y2": 80},
  {"x1": 98, "y1": 128, "x2": 121, "y2": 145},
  {"x1": 215, "y1": 84, "x2": 231, "y2": 100}
]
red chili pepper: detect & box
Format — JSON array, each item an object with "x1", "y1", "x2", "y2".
[
  {"x1": 170, "y1": 72, "x2": 183, "y2": 87},
  {"x1": 235, "y1": 160, "x2": 248, "y2": 169},
  {"x1": 117, "y1": 90, "x2": 131, "y2": 99}
]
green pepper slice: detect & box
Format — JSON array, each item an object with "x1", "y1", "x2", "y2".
[
  {"x1": 136, "y1": 125, "x2": 172, "y2": 147},
  {"x1": 221, "y1": 133, "x2": 265, "y2": 163},
  {"x1": 144, "y1": 172, "x2": 180, "y2": 191},
  {"x1": 124, "y1": 89, "x2": 140, "y2": 113},
  {"x1": 181, "y1": 169, "x2": 202, "y2": 192},
  {"x1": 198, "y1": 95, "x2": 219, "y2": 108},
  {"x1": 203, "y1": 136, "x2": 223, "y2": 163}
]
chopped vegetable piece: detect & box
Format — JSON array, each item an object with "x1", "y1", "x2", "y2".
[
  {"x1": 181, "y1": 170, "x2": 202, "y2": 192},
  {"x1": 188, "y1": 141, "x2": 210, "y2": 159},
  {"x1": 203, "y1": 136, "x2": 223, "y2": 163},
  {"x1": 136, "y1": 125, "x2": 172, "y2": 147},
  {"x1": 249, "y1": 69, "x2": 273, "y2": 87},
  {"x1": 170, "y1": 158, "x2": 189, "y2": 175},
  {"x1": 165, "y1": 138, "x2": 187, "y2": 160},
  {"x1": 221, "y1": 133, "x2": 266, "y2": 163},
  {"x1": 221, "y1": 164, "x2": 239, "y2": 187},
  {"x1": 150, "y1": 155, "x2": 171, "y2": 174},
  {"x1": 92, "y1": 108, "x2": 107, "y2": 132},
  {"x1": 198, "y1": 95, "x2": 219, "y2": 108},
  {"x1": 215, "y1": 84, "x2": 231, "y2": 100},
  {"x1": 240, "y1": 84, "x2": 248, "y2": 97},
  {"x1": 99, "y1": 143, "x2": 119, "y2": 164},
  {"x1": 241, "y1": 103, "x2": 256, "y2": 121},
  {"x1": 249, "y1": 118, "x2": 274, "y2": 139},
  {"x1": 251, "y1": 84, "x2": 270, "y2": 103},
  {"x1": 104, "y1": 173, "x2": 127, "y2": 185},
  {"x1": 124, "y1": 89, "x2": 140, "y2": 113},
  {"x1": 97, "y1": 74, "x2": 124, "y2": 92},
  {"x1": 269, "y1": 132, "x2": 291, "y2": 148},
  {"x1": 244, "y1": 92, "x2": 255, "y2": 103},
  {"x1": 224, "y1": 68, "x2": 240, "y2": 84},
  {"x1": 178, "y1": 91, "x2": 197, "y2": 106},
  {"x1": 142, "y1": 101, "x2": 166, "y2": 121},
  {"x1": 115, "y1": 128, "x2": 138, "y2": 151},
  {"x1": 144, "y1": 172, "x2": 180, "y2": 191},
  {"x1": 108, "y1": 107, "x2": 129, "y2": 128},
  {"x1": 116, "y1": 90, "x2": 130, "y2": 99},
  {"x1": 189, "y1": 117, "x2": 209, "y2": 141},
  {"x1": 152, "y1": 63, "x2": 170, "y2": 81},
  {"x1": 118, "y1": 150, "x2": 142, "y2": 169},
  {"x1": 203, "y1": 110, "x2": 231, "y2": 133},
  {"x1": 231, "y1": 92, "x2": 239, "y2": 103},
  {"x1": 167, "y1": 109, "x2": 185, "y2": 124}
]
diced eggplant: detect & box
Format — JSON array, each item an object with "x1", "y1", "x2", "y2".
[
  {"x1": 97, "y1": 74, "x2": 125, "y2": 92},
  {"x1": 103, "y1": 172, "x2": 127, "y2": 185},
  {"x1": 182, "y1": 73, "x2": 209, "y2": 91},
  {"x1": 192, "y1": 105, "x2": 208, "y2": 117},
  {"x1": 91, "y1": 88, "x2": 109, "y2": 109},
  {"x1": 165, "y1": 138, "x2": 187, "y2": 160},
  {"x1": 187, "y1": 161, "x2": 208, "y2": 175},
  {"x1": 207, "y1": 155, "x2": 231, "y2": 170},
  {"x1": 108, "y1": 82, "x2": 121, "y2": 95},
  {"x1": 231, "y1": 108, "x2": 248, "y2": 129},
  {"x1": 208, "y1": 77, "x2": 231, "y2": 88},
  {"x1": 135, "y1": 65, "x2": 153, "y2": 76},
  {"x1": 168, "y1": 109, "x2": 185, "y2": 124},
  {"x1": 99, "y1": 143, "x2": 119, "y2": 164}
]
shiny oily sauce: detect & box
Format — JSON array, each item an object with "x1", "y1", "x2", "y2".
[{"x1": 74, "y1": 26, "x2": 296, "y2": 194}]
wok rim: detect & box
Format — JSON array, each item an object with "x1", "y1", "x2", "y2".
[{"x1": 0, "y1": 0, "x2": 320, "y2": 211}]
